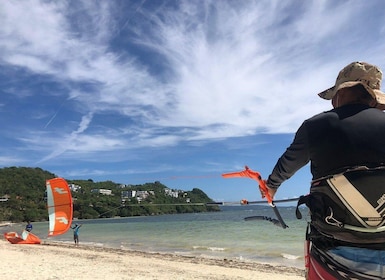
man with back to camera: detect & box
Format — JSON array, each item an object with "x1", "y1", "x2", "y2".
[{"x1": 263, "y1": 61, "x2": 385, "y2": 279}]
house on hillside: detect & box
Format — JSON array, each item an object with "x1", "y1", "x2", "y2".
[
  {"x1": 91, "y1": 188, "x2": 112, "y2": 195},
  {"x1": 164, "y1": 188, "x2": 179, "y2": 198},
  {"x1": 0, "y1": 195, "x2": 9, "y2": 202},
  {"x1": 69, "y1": 183, "x2": 81, "y2": 192}
]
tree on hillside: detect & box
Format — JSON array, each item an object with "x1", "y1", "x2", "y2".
[{"x1": 0, "y1": 167, "x2": 219, "y2": 222}]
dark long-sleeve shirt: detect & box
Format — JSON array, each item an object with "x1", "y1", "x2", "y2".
[{"x1": 267, "y1": 104, "x2": 385, "y2": 189}]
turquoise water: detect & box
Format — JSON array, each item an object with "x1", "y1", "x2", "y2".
[{"x1": 1, "y1": 206, "x2": 309, "y2": 269}]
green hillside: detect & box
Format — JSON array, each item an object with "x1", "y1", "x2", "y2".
[{"x1": 0, "y1": 167, "x2": 219, "y2": 222}]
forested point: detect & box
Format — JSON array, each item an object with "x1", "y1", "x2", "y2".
[{"x1": 0, "y1": 166, "x2": 219, "y2": 222}]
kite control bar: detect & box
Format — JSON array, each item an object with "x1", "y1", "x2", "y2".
[{"x1": 222, "y1": 166, "x2": 288, "y2": 229}]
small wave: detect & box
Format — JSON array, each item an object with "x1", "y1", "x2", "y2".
[
  {"x1": 208, "y1": 247, "x2": 225, "y2": 251},
  {"x1": 192, "y1": 245, "x2": 226, "y2": 251},
  {"x1": 281, "y1": 253, "x2": 301, "y2": 260}
]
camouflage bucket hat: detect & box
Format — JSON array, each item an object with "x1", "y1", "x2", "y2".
[{"x1": 318, "y1": 61, "x2": 385, "y2": 110}]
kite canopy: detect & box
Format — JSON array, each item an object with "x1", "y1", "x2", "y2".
[
  {"x1": 4, "y1": 230, "x2": 41, "y2": 244},
  {"x1": 46, "y1": 178, "x2": 73, "y2": 236}
]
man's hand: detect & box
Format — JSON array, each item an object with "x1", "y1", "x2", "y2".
[{"x1": 259, "y1": 181, "x2": 277, "y2": 200}]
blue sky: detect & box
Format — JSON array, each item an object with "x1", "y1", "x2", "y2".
[{"x1": 1, "y1": 0, "x2": 385, "y2": 203}]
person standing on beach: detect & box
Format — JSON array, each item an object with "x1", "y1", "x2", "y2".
[
  {"x1": 71, "y1": 223, "x2": 82, "y2": 245},
  {"x1": 25, "y1": 221, "x2": 32, "y2": 232},
  {"x1": 263, "y1": 62, "x2": 385, "y2": 278}
]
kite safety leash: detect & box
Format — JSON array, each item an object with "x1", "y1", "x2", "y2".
[{"x1": 222, "y1": 165, "x2": 289, "y2": 229}]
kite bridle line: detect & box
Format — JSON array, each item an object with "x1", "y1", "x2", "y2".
[{"x1": 222, "y1": 165, "x2": 288, "y2": 229}]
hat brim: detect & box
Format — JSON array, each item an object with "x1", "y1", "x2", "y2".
[
  {"x1": 318, "y1": 81, "x2": 385, "y2": 110},
  {"x1": 373, "y1": 89, "x2": 385, "y2": 110},
  {"x1": 318, "y1": 86, "x2": 335, "y2": 100},
  {"x1": 317, "y1": 81, "x2": 364, "y2": 100}
]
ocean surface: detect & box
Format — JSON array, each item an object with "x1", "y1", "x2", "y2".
[{"x1": 2, "y1": 205, "x2": 309, "y2": 269}]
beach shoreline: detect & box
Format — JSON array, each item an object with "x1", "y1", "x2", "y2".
[{"x1": 0, "y1": 239, "x2": 305, "y2": 279}]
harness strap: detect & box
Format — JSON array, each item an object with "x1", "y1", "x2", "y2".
[{"x1": 295, "y1": 195, "x2": 308, "y2": 219}]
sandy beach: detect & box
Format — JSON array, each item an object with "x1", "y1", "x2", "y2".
[{"x1": 0, "y1": 239, "x2": 305, "y2": 280}]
